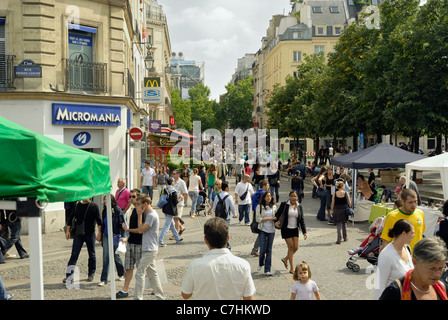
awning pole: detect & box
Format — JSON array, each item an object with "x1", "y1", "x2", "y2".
[
  {"x1": 106, "y1": 193, "x2": 116, "y2": 300},
  {"x1": 29, "y1": 215, "x2": 44, "y2": 300}
]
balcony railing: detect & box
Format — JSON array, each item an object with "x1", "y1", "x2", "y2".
[
  {"x1": 64, "y1": 59, "x2": 107, "y2": 93},
  {"x1": 0, "y1": 55, "x2": 15, "y2": 89}
]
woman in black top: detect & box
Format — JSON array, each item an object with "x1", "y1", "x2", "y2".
[
  {"x1": 331, "y1": 181, "x2": 351, "y2": 244},
  {"x1": 325, "y1": 168, "x2": 335, "y2": 223}
]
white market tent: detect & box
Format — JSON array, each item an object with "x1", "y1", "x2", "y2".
[{"x1": 405, "y1": 152, "x2": 448, "y2": 201}]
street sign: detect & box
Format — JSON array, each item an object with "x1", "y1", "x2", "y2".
[
  {"x1": 129, "y1": 127, "x2": 143, "y2": 141},
  {"x1": 142, "y1": 87, "x2": 163, "y2": 104},
  {"x1": 306, "y1": 152, "x2": 316, "y2": 157},
  {"x1": 14, "y1": 60, "x2": 42, "y2": 78},
  {"x1": 129, "y1": 141, "x2": 146, "y2": 148}
]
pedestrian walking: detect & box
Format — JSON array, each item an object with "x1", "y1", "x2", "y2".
[
  {"x1": 255, "y1": 191, "x2": 277, "y2": 276},
  {"x1": 1, "y1": 209, "x2": 29, "y2": 260},
  {"x1": 330, "y1": 181, "x2": 351, "y2": 244},
  {"x1": 267, "y1": 162, "x2": 280, "y2": 203},
  {"x1": 64, "y1": 198, "x2": 102, "y2": 284},
  {"x1": 133, "y1": 194, "x2": 165, "y2": 300},
  {"x1": 206, "y1": 163, "x2": 218, "y2": 203},
  {"x1": 181, "y1": 217, "x2": 256, "y2": 300},
  {"x1": 290, "y1": 261, "x2": 321, "y2": 300},
  {"x1": 275, "y1": 191, "x2": 307, "y2": 274},
  {"x1": 188, "y1": 168, "x2": 204, "y2": 218},
  {"x1": 325, "y1": 167, "x2": 335, "y2": 223},
  {"x1": 172, "y1": 170, "x2": 187, "y2": 235},
  {"x1": 291, "y1": 171, "x2": 304, "y2": 204},
  {"x1": 156, "y1": 166, "x2": 169, "y2": 202},
  {"x1": 250, "y1": 179, "x2": 270, "y2": 256},
  {"x1": 117, "y1": 189, "x2": 142, "y2": 298},
  {"x1": 141, "y1": 161, "x2": 156, "y2": 200},
  {"x1": 115, "y1": 178, "x2": 131, "y2": 214},
  {"x1": 374, "y1": 219, "x2": 414, "y2": 300},
  {"x1": 312, "y1": 167, "x2": 328, "y2": 221},
  {"x1": 158, "y1": 177, "x2": 183, "y2": 246},
  {"x1": 99, "y1": 194, "x2": 125, "y2": 286},
  {"x1": 234, "y1": 174, "x2": 255, "y2": 225}
]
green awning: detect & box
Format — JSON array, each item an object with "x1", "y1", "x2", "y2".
[{"x1": 0, "y1": 115, "x2": 111, "y2": 202}]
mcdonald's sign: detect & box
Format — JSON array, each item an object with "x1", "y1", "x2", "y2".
[{"x1": 144, "y1": 77, "x2": 161, "y2": 87}]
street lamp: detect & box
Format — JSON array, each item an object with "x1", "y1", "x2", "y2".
[{"x1": 144, "y1": 50, "x2": 154, "y2": 71}]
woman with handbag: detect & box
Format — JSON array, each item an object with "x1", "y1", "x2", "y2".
[
  {"x1": 255, "y1": 191, "x2": 277, "y2": 276},
  {"x1": 312, "y1": 167, "x2": 328, "y2": 221},
  {"x1": 275, "y1": 191, "x2": 307, "y2": 274},
  {"x1": 330, "y1": 181, "x2": 352, "y2": 244}
]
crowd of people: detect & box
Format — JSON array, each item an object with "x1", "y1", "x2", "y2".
[{"x1": 2, "y1": 156, "x2": 448, "y2": 301}]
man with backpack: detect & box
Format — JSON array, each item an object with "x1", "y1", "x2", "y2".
[
  {"x1": 158, "y1": 177, "x2": 183, "y2": 246},
  {"x1": 250, "y1": 179, "x2": 270, "y2": 257},
  {"x1": 213, "y1": 181, "x2": 236, "y2": 249}
]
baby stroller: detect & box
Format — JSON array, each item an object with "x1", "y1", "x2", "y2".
[
  {"x1": 195, "y1": 190, "x2": 211, "y2": 216},
  {"x1": 346, "y1": 216, "x2": 385, "y2": 272}
]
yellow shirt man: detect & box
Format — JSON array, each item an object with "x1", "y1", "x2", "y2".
[{"x1": 380, "y1": 208, "x2": 425, "y2": 251}]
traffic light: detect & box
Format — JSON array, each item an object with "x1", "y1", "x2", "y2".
[{"x1": 169, "y1": 115, "x2": 176, "y2": 127}]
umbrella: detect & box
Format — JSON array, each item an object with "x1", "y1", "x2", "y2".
[{"x1": 0, "y1": 115, "x2": 115, "y2": 300}]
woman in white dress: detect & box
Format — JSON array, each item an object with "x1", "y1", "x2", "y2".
[{"x1": 373, "y1": 219, "x2": 415, "y2": 299}]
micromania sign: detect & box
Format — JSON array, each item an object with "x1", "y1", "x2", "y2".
[{"x1": 52, "y1": 103, "x2": 121, "y2": 126}]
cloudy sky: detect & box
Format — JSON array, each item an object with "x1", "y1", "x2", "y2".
[{"x1": 162, "y1": 0, "x2": 292, "y2": 100}]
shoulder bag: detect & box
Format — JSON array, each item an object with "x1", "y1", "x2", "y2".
[
  {"x1": 275, "y1": 203, "x2": 287, "y2": 230},
  {"x1": 345, "y1": 192, "x2": 354, "y2": 217}
]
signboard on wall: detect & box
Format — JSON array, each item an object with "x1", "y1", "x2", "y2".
[
  {"x1": 52, "y1": 103, "x2": 121, "y2": 126},
  {"x1": 142, "y1": 87, "x2": 163, "y2": 104}
]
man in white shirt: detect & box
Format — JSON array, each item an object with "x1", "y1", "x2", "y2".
[
  {"x1": 172, "y1": 169, "x2": 188, "y2": 235},
  {"x1": 181, "y1": 217, "x2": 256, "y2": 300},
  {"x1": 140, "y1": 161, "x2": 156, "y2": 200},
  {"x1": 235, "y1": 174, "x2": 255, "y2": 225}
]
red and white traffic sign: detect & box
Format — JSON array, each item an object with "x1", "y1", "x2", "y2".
[{"x1": 129, "y1": 127, "x2": 144, "y2": 141}]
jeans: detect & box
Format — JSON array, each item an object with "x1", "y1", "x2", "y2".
[
  {"x1": 238, "y1": 204, "x2": 250, "y2": 224},
  {"x1": 189, "y1": 191, "x2": 199, "y2": 213},
  {"x1": 259, "y1": 231, "x2": 275, "y2": 273},
  {"x1": 207, "y1": 186, "x2": 214, "y2": 202},
  {"x1": 142, "y1": 186, "x2": 153, "y2": 200},
  {"x1": 66, "y1": 234, "x2": 97, "y2": 278},
  {"x1": 270, "y1": 185, "x2": 280, "y2": 203},
  {"x1": 100, "y1": 234, "x2": 125, "y2": 283},
  {"x1": 134, "y1": 250, "x2": 165, "y2": 300},
  {"x1": 317, "y1": 189, "x2": 327, "y2": 221},
  {"x1": 0, "y1": 275, "x2": 8, "y2": 300},
  {"x1": 2, "y1": 218, "x2": 28, "y2": 258},
  {"x1": 158, "y1": 214, "x2": 181, "y2": 243}
]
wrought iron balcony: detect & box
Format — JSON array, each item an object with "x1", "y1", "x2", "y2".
[
  {"x1": 64, "y1": 59, "x2": 107, "y2": 93},
  {"x1": 0, "y1": 55, "x2": 15, "y2": 89}
]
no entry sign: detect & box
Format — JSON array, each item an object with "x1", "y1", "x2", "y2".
[{"x1": 129, "y1": 127, "x2": 144, "y2": 141}]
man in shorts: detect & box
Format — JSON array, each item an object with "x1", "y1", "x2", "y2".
[{"x1": 117, "y1": 189, "x2": 142, "y2": 298}]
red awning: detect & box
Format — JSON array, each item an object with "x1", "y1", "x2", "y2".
[{"x1": 161, "y1": 128, "x2": 197, "y2": 139}]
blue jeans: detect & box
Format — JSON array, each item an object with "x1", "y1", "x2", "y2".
[
  {"x1": 207, "y1": 186, "x2": 214, "y2": 202},
  {"x1": 238, "y1": 204, "x2": 250, "y2": 224},
  {"x1": 159, "y1": 214, "x2": 181, "y2": 243},
  {"x1": 259, "y1": 231, "x2": 275, "y2": 273},
  {"x1": 142, "y1": 186, "x2": 153, "y2": 200},
  {"x1": 270, "y1": 185, "x2": 280, "y2": 203},
  {"x1": 66, "y1": 234, "x2": 97, "y2": 278},
  {"x1": 100, "y1": 234, "x2": 125, "y2": 283},
  {"x1": 189, "y1": 191, "x2": 199, "y2": 213},
  {"x1": 2, "y1": 218, "x2": 27, "y2": 258},
  {"x1": 0, "y1": 275, "x2": 8, "y2": 300}
]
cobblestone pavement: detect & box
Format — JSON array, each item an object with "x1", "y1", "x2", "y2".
[{"x1": 0, "y1": 175, "x2": 377, "y2": 300}]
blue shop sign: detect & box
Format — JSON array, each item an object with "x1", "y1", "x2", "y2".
[
  {"x1": 73, "y1": 131, "x2": 91, "y2": 146},
  {"x1": 52, "y1": 103, "x2": 121, "y2": 126}
]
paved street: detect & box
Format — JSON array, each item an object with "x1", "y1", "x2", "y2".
[{"x1": 1, "y1": 175, "x2": 379, "y2": 300}]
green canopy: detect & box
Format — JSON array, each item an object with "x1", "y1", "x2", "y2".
[{"x1": 0, "y1": 115, "x2": 112, "y2": 202}]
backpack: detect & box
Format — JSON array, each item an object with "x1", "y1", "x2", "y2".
[
  {"x1": 157, "y1": 188, "x2": 168, "y2": 208},
  {"x1": 215, "y1": 194, "x2": 229, "y2": 220}
]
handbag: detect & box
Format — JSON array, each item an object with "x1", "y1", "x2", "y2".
[
  {"x1": 275, "y1": 203, "x2": 287, "y2": 229},
  {"x1": 345, "y1": 192, "x2": 354, "y2": 217},
  {"x1": 69, "y1": 202, "x2": 90, "y2": 239},
  {"x1": 250, "y1": 209, "x2": 260, "y2": 234}
]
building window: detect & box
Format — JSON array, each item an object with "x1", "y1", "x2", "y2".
[
  {"x1": 330, "y1": 6, "x2": 340, "y2": 13},
  {"x1": 317, "y1": 27, "x2": 325, "y2": 35},
  {"x1": 0, "y1": 17, "x2": 14, "y2": 90},
  {"x1": 293, "y1": 32, "x2": 302, "y2": 39},
  {"x1": 349, "y1": 0, "x2": 354, "y2": 4},
  {"x1": 334, "y1": 27, "x2": 342, "y2": 35},
  {"x1": 293, "y1": 71, "x2": 299, "y2": 78},
  {"x1": 314, "y1": 45, "x2": 325, "y2": 54},
  {"x1": 312, "y1": 6, "x2": 323, "y2": 13},
  {"x1": 293, "y1": 51, "x2": 302, "y2": 62}
]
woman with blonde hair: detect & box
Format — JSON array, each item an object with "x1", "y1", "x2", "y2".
[{"x1": 290, "y1": 261, "x2": 321, "y2": 300}]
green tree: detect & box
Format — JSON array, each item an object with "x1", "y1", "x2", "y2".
[
  {"x1": 219, "y1": 76, "x2": 254, "y2": 131},
  {"x1": 171, "y1": 88, "x2": 192, "y2": 132},
  {"x1": 188, "y1": 83, "x2": 217, "y2": 131}
]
